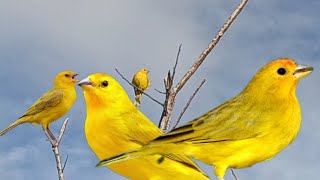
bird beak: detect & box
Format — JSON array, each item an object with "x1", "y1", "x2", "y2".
[
  {"x1": 78, "y1": 77, "x2": 92, "y2": 87},
  {"x1": 72, "y1": 73, "x2": 79, "y2": 79},
  {"x1": 293, "y1": 64, "x2": 313, "y2": 79}
]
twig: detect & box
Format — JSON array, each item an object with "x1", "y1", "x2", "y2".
[
  {"x1": 172, "y1": 79, "x2": 206, "y2": 129},
  {"x1": 115, "y1": 69, "x2": 164, "y2": 106},
  {"x1": 63, "y1": 155, "x2": 69, "y2": 172},
  {"x1": 157, "y1": 45, "x2": 182, "y2": 130},
  {"x1": 57, "y1": 118, "x2": 70, "y2": 144},
  {"x1": 171, "y1": 44, "x2": 182, "y2": 80},
  {"x1": 231, "y1": 168, "x2": 239, "y2": 180},
  {"x1": 43, "y1": 118, "x2": 70, "y2": 180},
  {"x1": 154, "y1": 88, "x2": 166, "y2": 94},
  {"x1": 158, "y1": 0, "x2": 249, "y2": 132}
]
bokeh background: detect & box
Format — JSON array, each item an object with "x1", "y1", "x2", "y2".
[{"x1": 0, "y1": 1, "x2": 319, "y2": 179}]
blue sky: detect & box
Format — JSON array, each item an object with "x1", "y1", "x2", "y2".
[{"x1": 0, "y1": 1, "x2": 319, "y2": 179}]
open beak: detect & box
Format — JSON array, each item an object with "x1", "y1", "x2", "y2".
[
  {"x1": 78, "y1": 77, "x2": 92, "y2": 87},
  {"x1": 293, "y1": 64, "x2": 313, "y2": 79},
  {"x1": 72, "y1": 73, "x2": 79, "y2": 79}
]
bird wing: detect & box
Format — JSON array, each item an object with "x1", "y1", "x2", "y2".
[
  {"x1": 132, "y1": 75, "x2": 142, "y2": 95},
  {"x1": 153, "y1": 97, "x2": 265, "y2": 144},
  {"x1": 20, "y1": 89, "x2": 64, "y2": 118},
  {"x1": 127, "y1": 114, "x2": 207, "y2": 176}
]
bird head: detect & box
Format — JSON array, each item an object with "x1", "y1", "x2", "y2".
[
  {"x1": 243, "y1": 58, "x2": 313, "y2": 96},
  {"x1": 141, "y1": 68, "x2": 150, "y2": 74},
  {"x1": 78, "y1": 73, "x2": 132, "y2": 108},
  {"x1": 54, "y1": 71, "x2": 79, "y2": 87}
]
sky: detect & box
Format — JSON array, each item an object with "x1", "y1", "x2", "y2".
[{"x1": 0, "y1": 0, "x2": 319, "y2": 180}]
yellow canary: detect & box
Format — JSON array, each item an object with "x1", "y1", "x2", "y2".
[
  {"x1": 0, "y1": 71, "x2": 78, "y2": 142},
  {"x1": 132, "y1": 68, "x2": 150, "y2": 107},
  {"x1": 97, "y1": 58, "x2": 313, "y2": 180},
  {"x1": 78, "y1": 73, "x2": 209, "y2": 180}
]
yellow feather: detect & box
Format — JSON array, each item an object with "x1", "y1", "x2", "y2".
[
  {"x1": 0, "y1": 71, "x2": 77, "y2": 136},
  {"x1": 132, "y1": 68, "x2": 150, "y2": 107},
  {"x1": 79, "y1": 73, "x2": 209, "y2": 180},
  {"x1": 98, "y1": 58, "x2": 313, "y2": 179}
]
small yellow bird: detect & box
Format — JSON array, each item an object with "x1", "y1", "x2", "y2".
[
  {"x1": 0, "y1": 71, "x2": 78, "y2": 143},
  {"x1": 97, "y1": 58, "x2": 313, "y2": 180},
  {"x1": 78, "y1": 73, "x2": 209, "y2": 180},
  {"x1": 132, "y1": 68, "x2": 150, "y2": 107}
]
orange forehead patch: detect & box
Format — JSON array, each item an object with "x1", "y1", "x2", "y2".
[{"x1": 274, "y1": 58, "x2": 297, "y2": 67}]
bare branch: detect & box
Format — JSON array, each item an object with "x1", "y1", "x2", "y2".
[
  {"x1": 63, "y1": 155, "x2": 69, "y2": 172},
  {"x1": 57, "y1": 118, "x2": 70, "y2": 144},
  {"x1": 175, "y1": 0, "x2": 248, "y2": 93},
  {"x1": 43, "y1": 118, "x2": 70, "y2": 180},
  {"x1": 171, "y1": 44, "x2": 182, "y2": 81},
  {"x1": 115, "y1": 68, "x2": 164, "y2": 106},
  {"x1": 172, "y1": 79, "x2": 206, "y2": 129},
  {"x1": 158, "y1": 0, "x2": 249, "y2": 132},
  {"x1": 154, "y1": 88, "x2": 166, "y2": 94},
  {"x1": 231, "y1": 168, "x2": 239, "y2": 180}
]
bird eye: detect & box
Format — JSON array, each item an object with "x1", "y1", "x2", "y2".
[
  {"x1": 65, "y1": 74, "x2": 70, "y2": 77},
  {"x1": 101, "y1": 81, "x2": 109, "y2": 87},
  {"x1": 277, "y1": 68, "x2": 286, "y2": 75}
]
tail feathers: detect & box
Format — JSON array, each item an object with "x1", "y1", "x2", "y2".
[
  {"x1": 134, "y1": 94, "x2": 142, "y2": 107},
  {"x1": 96, "y1": 148, "x2": 154, "y2": 167},
  {"x1": 0, "y1": 120, "x2": 23, "y2": 136}
]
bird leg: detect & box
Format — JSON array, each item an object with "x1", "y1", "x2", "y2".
[{"x1": 43, "y1": 127, "x2": 58, "y2": 146}]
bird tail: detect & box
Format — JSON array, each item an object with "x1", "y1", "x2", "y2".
[
  {"x1": 96, "y1": 147, "x2": 156, "y2": 167},
  {"x1": 134, "y1": 94, "x2": 142, "y2": 107},
  {"x1": 0, "y1": 120, "x2": 23, "y2": 136}
]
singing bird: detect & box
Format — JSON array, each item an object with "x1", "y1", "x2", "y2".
[
  {"x1": 78, "y1": 73, "x2": 209, "y2": 180},
  {"x1": 97, "y1": 58, "x2": 313, "y2": 180},
  {"x1": 132, "y1": 68, "x2": 150, "y2": 107},
  {"x1": 0, "y1": 71, "x2": 78, "y2": 143}
]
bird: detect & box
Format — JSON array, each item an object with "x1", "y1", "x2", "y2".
[
  {"x1": 78, "y1": 73, "x2": 209, "y2": 180},
  {"x1": 0, "y1": 71, "x2": 78, "y2": 143},
  {"x1": 132, "y1": 68, "x2": 150, "y2": 107},
  {"x1": 96, "y1": 58, "x2": 313, "y2": 180}
]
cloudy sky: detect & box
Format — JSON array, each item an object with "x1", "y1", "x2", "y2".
[{"x1": 0, "y1": 1, "x2": 319, "y2": 180}]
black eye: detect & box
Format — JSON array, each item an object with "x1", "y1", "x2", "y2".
[
  {"x1": 101, "y1": 81, "x2": 108, "y2": 87},
  {"x1": 277, "y1": 68, "x2": 286, "y2": 75},
  {"x1": 65, "y1": 74, "x2": 70, "y2": 77}
]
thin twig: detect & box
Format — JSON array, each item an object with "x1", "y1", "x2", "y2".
[
  {"x1": 158, "y1": 0, "x2": 249, "y2": 132},
  {"x1": 154, "y1": 88, "x2": 166, "y2": 94},
  {"x1": 231, "y1": 169, "x2": 239, "y2": 180},
  {"x1": 62, "y1": 155, "x2": 69, "y2": 172},
  {"x1": 172, "y1": 79, "x2": 206, "y2": 129},
  {"x1": 57, "y1": 118, "x2": 70, "y2": 144},
  {"x1": 43, "y1": 118, "x2": 70, "y2": 180},
  {"x1": 174, "y1": 0, "x2": 248, "y2": 93},
  {"x1": 171, "y1": 44, "x2": 182, "y2": 81},
  {"x1": 115, "y1": 69, "x2": 164, "y2": 106}
]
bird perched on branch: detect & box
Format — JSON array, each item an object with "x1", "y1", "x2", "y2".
[
  {"x1": 0, "y1": 71, "x2": 78, "y2": 143},
  {"x1": 78, "y1": 73, "x2": 209, "y2": 180},
  {"x1": 132, "y1": 68, "x2": 150, "y2": 107},
  {"x1": 97, "y1": 58, "x2": 313, "y2": 180}
]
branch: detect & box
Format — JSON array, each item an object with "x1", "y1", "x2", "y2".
[
  {"x1": 158, "y1": 0, "x2": 249, "y2": 132},
  {"x1": 63, "y1": 155, "x2": 69, "y2": 172},
  {"x1": 43, "y1": 118, "x2": 70, "y2": 180},
  {"x1": 157, "y1": 45, "x2": 182, "y2": 130},
  {"x1": 171, "y1": 44, "x2": 182, "y2": 81},
  {"x1": 231, "y1": 169, "x2": 239, "y2": 180},
  {"x1": 154, "y1": 88, "x2": 166, "y2": 94},
  {"x1": 115, "y1": 69, "x2": 164, "y2": 107},
  {"x1": 172, "y1": 79, "x2": 206, "y2": 129}
]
